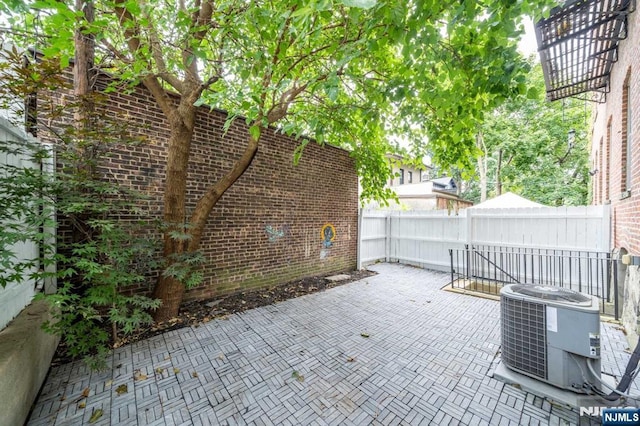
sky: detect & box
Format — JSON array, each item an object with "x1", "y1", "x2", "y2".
[{"x1": 518, "y1": 17, "x2": 540, "y2": 58}]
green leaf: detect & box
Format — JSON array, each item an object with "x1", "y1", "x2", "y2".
[
  {"x1": 249, "y1": 125, "x2": 261, "y2": 141},
  {"x1": 291, "y1": 371, "x2": 305, "y2": 382}
]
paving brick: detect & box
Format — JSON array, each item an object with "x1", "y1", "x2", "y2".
[{"x1": 27, "y1": 264, "x2": 635, "y2": 426}]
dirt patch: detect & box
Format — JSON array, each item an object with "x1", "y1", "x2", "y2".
[{"x1": 51, "y1": 268, "x2": 376, "y2": 366}]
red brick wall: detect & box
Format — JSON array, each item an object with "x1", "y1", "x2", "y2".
[
  {"x1": 591, "y1": 8, "x2": 640, "y2": 255},
  {"x1": 47, "y1": 74, "x2": 358, "y2": 301}
]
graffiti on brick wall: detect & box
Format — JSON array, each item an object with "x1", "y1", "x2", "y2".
[
  {"x1": 265, "y1": 224, "x2": 290, "y2": 242},
  {"x1": 321, "y1": 223, "x2": 336, "y2": 248},
  {"x1": 319, "y1": 223, "x2": 336, "y2": 260}
]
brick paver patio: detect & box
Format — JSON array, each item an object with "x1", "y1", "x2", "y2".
[{"x1": 28, "y1": 263, "x2": 635, "y2": 425}]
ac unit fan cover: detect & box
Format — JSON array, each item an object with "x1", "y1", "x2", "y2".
[{"x1": 508, "y1": 284, "x2": 591, "y2": 304}]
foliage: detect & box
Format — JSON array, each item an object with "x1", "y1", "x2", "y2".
[
  {"x1": 461, "y1": 62, "x2": 591, "y2": 206},
  {"x1": 0, "y1": 55, "x2": 161, "y2": 369},
  {"x1": 389, "y1": 1, "x2": 557, "y2": 172},
  {"x1": 1, "y1": 0, "x2": 559, "y2": 319},
  {"x1": 2, "y1": 0, "x2": 558, "y2": 196}
]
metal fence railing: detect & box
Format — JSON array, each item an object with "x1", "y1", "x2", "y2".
[{"x1": 449, "y1": 245, "x2": 619, "y2": 319}]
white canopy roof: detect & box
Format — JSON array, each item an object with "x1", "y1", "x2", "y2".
[{"x1": 470, "y1": 192, "x2": 545, "y2": 209}]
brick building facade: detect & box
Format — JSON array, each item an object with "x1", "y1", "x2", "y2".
[
  {"x1": 45, "y1": 73, "x2": 359, "y2": 301},
  {"x1": 589, "y1": 5, "x2": 639, "y2": 337},
  {"x1": 590, "y1": 5, "x2": 639, "y2": 255}
]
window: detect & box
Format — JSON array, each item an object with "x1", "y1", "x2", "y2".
[
  {"x1": 408, "y1": 171, "x2": 413, "y2": 183},
  {"x1": 622, "y1": 69, "x2": 632, "y2": 194},
  {"x1": 399, "y1": 168, "x2": 405, "y2": 185}
]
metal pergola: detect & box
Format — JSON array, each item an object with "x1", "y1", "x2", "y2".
[{"x1": 535, "y1": 0, "x2": 636, "y2": 102}]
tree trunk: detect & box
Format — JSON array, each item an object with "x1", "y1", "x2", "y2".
[
  {"x1": 152, "y1": 275, "x2": 186, "y2": 322},
  {"x1": 73, "y1": 1, "x2": 94, "y2": 100},
  {"x1": 152, "y1": 118, "x2": 195, "y2": 322},
  {"x1": 476, "y1": 132, "x2": 488, "y2": 202},
  {"x1": 496, "y1": 148, "x2": 503, "y2": 196},
  {"x1": 73, "y1": 0, "x2": 94, "y2": 165},
  {"x1": 151, "y1": 113, "x2": 261, "y2": 321}
]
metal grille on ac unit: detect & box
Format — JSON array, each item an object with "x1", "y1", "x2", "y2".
[
  {"x1": 500, "y1": 284, "x2": 601, "y2": 393},
  {"x1": 501, "y1": 296, "x2": 547, "y2": 380}
]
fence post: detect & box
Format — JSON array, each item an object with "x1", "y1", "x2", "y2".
[
  {"x1": 449, "y1": 249, "x2": 454, "y2": 284},
  {"x1": 356, "y1": 208, "x2": 363, "y2": 270},
  {"x1": 385, "y1": 213, "x2": 391, "y2": 262},
  {"x1": 465, "y1": 244, "x2": 470, "y2": 280},
  {"x1": 602, "y1": 203, "x2": 612, "y2": 252},
  {"x1": 466, "y1": 208, "x2": 474, "y2": 249},
  {"x1": 613, "y1": 256, "x2": 619, "y2": 320},
  {"x1": 466, "y1": 209, "x2": 474, "y2": 280}
]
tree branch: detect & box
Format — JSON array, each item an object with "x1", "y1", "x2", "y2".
[
  {"x1": 114, "y1": 0, "x2": 177, "y2": 120},
  {"x1": 147, "y1": 17, "x2": 185, "y2": 93},
  {"x1": 98, "y1": 39, "x2": 132, "y2": 64},
  {"x1": 181, "y1": 0, "x2": 214, "y2": 80}
]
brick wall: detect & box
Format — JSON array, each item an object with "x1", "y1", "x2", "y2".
[
  {"x1": 46, "y1": 74, "x2": 358, "y2": 301},
  {"x1": 591, "y1": 7, "x2": 640, "y2": 255}
]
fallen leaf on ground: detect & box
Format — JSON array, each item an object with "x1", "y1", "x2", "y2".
[
  {"x1": 360, "y1": 333, "x2": 370, "y2": 338},
  {"x1": 291, "y1": 371, "x2": 305, "y2": 382},
  {"x1": 173, "y1": 368, "x2": 180, "y2": 374},
  {"x1": 218, "y1": 354, "x2": 225, "y2": 361},
  {"x1": 81, "y1": 388, "x2": 90, "y2": 398},
  {"x1": 78, "y1": 401, "x2": 86, "y2": 409},
  {"x1": 105, "y1": 380, "x2": 113, "y2": 387},
  {"x1": 115, "y1": 384, "x2": 128, "y2": 395},
  {"x1": 155, "y1": 367, "x2": 165, "y2": 375},
  {"x1": 134, "y1": 370, "x2": 147, "y2": 381},
  {"x1": 88, "y1": 409, "x2": 103, "y2": 423},
  {"x1": 346, "y1": 357, "x2": 356, "y2": 362},
  {"x1": 192, "y1": 371, "x2": 199, "y2": 378}
]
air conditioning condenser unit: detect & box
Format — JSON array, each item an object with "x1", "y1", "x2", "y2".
[{"x1": 501, "y1": 284, "x2": 601, "y2": 393}]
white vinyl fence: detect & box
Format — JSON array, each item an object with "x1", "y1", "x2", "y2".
[
  {"x1": 0, "y1": 117, "x2": 55, "y2": 330},
  {"x1": 357, "y1": 205, "x2": 611, "y2": 272}
]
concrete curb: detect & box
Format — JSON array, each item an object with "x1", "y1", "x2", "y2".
[{"x1": 0, "y1": 300, "x2": 59, "y2": 426}]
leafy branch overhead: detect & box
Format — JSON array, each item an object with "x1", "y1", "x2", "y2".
[
  {"x1": 2, "y1": 0, "x2": 557, "y2": 321},
  {"x1": 10, "y1": 0, "x2": 555, "y2": 171}
]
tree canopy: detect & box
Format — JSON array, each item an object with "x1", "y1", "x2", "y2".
[
  {"x1": 1, "y1": 0, "x2": 557, "y2": 319},
  {"x1": 462, "y1": 61, "x2": 591, "y2": 206},
  {"x1": 3, "y1": 0, "x2": 555, "y2": 194}
]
